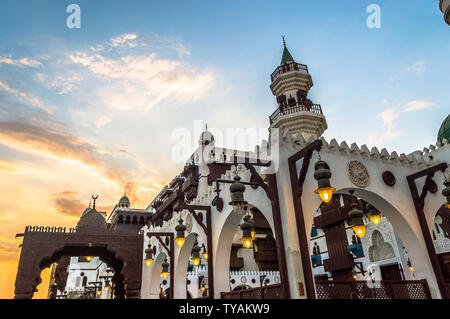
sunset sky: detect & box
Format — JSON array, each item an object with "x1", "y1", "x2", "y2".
[{"x1": 0, "y1": 1, "x2": 449, "y2": 298}]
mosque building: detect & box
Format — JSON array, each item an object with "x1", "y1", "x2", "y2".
[{"x1": 15, "y1": 39, "x2": 450, "y2": 300}]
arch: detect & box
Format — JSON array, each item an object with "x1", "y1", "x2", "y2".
[
  {"x1": 118, "y1": 215, "x2": 124, "y2": 224},
  {"x1": 125, "y1": 215, "x2": 131, "y2": 224},
  {"x1": 174, "y1": 233, "x2": 198, "y2": 298},
  {"x1": 38, "y1": 245, "x2": 126, "y2": 299},
  {"x1": 214, "y1": 201, "x2": 278, "y2": 298},
  {"x1": 335, "y1": 188, "x2": 440, "y2": 297},
  {"x1": 132, "y1": 216, "x2": 138, "y2": 225},
  {"x1": 146, "y1": 252, "x2": 167, "y2": 299}
]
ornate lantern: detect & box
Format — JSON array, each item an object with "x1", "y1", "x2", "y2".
[
  {"x1": 349, "y1": 201, "x2": 366, "y2": 238},
  {"x1": 86, "y1": 256, "x2": 93, "y2": 261},
  {"x1": 240, "y1": 215, "x2": 254, "y2": 248},
  {"x1": 104, "y1": 280, "x2": 110, "y2": 292},
  {"x1": 443, "y1": 179, "x2": 450, "y2": 209},
  {"x1": 367, "y1": 204, "x2": 382, "y2": 226},
  {"x1": 174, "y1": 218, "x2": 187, "y2": 248},
  {"x1": 229, "y1": 175, "x2": 248, "y2": 214},
  {"x1": 313, "y1": 160, "x2": 336, "y2": 203},
  {"x1": 144, "y1": 244, "x2": 154, "y2": 267},
  {"x1": 201, "y1": 243, "x2": 208, "y2": 260},
  {"x1": 191, "y1": 240, "x2": 201, "y2": 266},
  {"x1": 161, "y1": 258, "x2": 169, "y2": 279},
  {"x1": 97, "y1": 290, "x2": 102, "y2": 296}
]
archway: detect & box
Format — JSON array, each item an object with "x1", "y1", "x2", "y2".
[
  {"x1": 174, "y1": 232, "x2": 199, "y2": 298},
  {"x1": 306, "y1": 188, "x2": 440, "y2": 298},
  {"x1": 146, "y1": 252, "x2": 167, "y2": 299},
  {"x1": 38, "y1": 246, "x2": 125, "y2": 299},
  {"x1": 214, "y1": 203, "x2": 279, "y2": 298}
]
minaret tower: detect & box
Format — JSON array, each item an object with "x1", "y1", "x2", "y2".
[{"x1": 269, "y1": 37, "x2": 327, "y2": 140}]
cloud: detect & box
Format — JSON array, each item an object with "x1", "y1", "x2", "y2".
[
  {"x1": 403, "y1": 100, "x2": 435, "y2": 112},
  {"x1": 406, "y1": 59, "x2": 427, "y2": 74},
  {"x1": 368, "y1": 106, "x2": 402, "y2": 145},
  {"x1": 67, "y1": 39, "x2": 213, "y2": 111},
  {"x1": 0, "y1": 55, "x2": 42, "y2": 68},
  {"x1": 95, "y1": 116, "x2": 112, "y2": 128},
  {"x1": 0, "y1": 79, "x2": 52, "y2": 114},
  {"x1": 0, "y1": 159, "x2": 18, "y2": 172},
  {"x1": 110, "y1": 33, "x2": 139, "y2": 48}
]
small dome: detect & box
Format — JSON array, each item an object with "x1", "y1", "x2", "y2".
[
  {"x1": 118, "y1": 194, "x2": 130, "y2": 208},
  {"x1": 437, "y1": 114, "x2": 450, "y2": 143},
  {"x1": 198, "y1": 130, "x2": 215, "y2": 146}
]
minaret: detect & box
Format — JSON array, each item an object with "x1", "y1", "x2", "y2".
[{"x1": 269, "y1": 37, "x2": 327, "y2": 140}]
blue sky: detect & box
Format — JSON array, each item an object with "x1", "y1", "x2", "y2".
[{"x1": 0, "y1": 0, "x2": 449, "y2": 297}]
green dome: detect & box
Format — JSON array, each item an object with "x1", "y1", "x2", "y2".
[{"x1": 437, "y1": 114, "x2": 450, "y2": 143}]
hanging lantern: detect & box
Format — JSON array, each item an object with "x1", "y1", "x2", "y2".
[
  {"x1": 86, "y1": 256, "x2": 93, "y2": 261},
  {"x1": 97, "y1": 290, "x2": 102, "y2": 296},
  {"x1": 174, "y1": 218, "x2": 187, "y2": 248},
  {"x1": 313, "y1": 160, "x2": 336, "y2": 203},
  {"x1": 191, "y1": 240, "x2": 201, "y2": 266},
  {"x1": 407, "y1": 260, "x2": 414, "y2": 271},
  {"x1": 349, "y1": 201, "x2": 366, "y2": 238},
  {"x1": 104, "y1": 281, "x2": 110, "y2": 292},
  {"x1": 201, "y1": 243, "x2": 208, "y2": 260},
  {"x1": 229, "y1": 175, "x2": 248, "y2": 214},
  {"x1": 240, "y1": 215, "x2": 254, "y2": 249},
  {"x1": 367, "y1": 204, "x2": 382, "y2": 226},
  {"x1": 250, "y1": 216, "x2": 256, "y2": 238},
  {"x1": 442, "y1": 179, "x2": 450, "y2": 209},
  {"x1": 144, "y1": 244, "x2": 154, "y2": 267},
  {"x1": 161, "y1": 258, "x2": 169, "y2": 279}
]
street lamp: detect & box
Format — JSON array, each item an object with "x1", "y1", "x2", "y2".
[
  {"x1": 229, "y1": 175, "x2": 248, "y2": 214},
  {"x1": 174, "y1": 218, "x2": 187, "y2": 248},
  {"x1": 367, "y1": 204, "x2": 382, "y2": 226},
  {"x1": 349, "y1": 201, "x2": 366, "y2": 238},
  {"x1": 240, "y1": 214, "x2": 254, "y2": 249},
  {"x1": 161, "y1": 258, "x2": 169, "y2": 279},
  {"x1": 191, "y1": 240, "x2": 201, "y2": 266},
  {"x1": 313, "y1": 160, "x2": 336, "y2": 203}
]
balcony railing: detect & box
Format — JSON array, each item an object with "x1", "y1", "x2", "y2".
[
  {"x1": 221, "y1": 284, "x2": 282, "y2": 299},
  {"x1": 315, "y1": 280, "x2": 432, "y2": 299},
  {"x1": 271, "y1": 61, "x2": 309, "y2": 82},
  {"x1": 269, "y1": 102, "x2": 323, "y2": 125}
]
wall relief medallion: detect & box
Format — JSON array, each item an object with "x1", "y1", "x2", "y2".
[{"x1": 347, "y1": 160, "x2": 370, "y2": 188}]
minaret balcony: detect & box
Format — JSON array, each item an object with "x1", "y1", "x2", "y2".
[
  {"x1": 271, "y1": 61, "x2": 309, "y2": 82},
  {"x1": 269, "y1": 102, "x2": 323, "y2": 125}
]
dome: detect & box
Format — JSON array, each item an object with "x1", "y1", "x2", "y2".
[
  {"x1": 118, "y1": 194, "x2": 130, "y2": 208},
  {"x1": 437, "y1": 114, "x2": 450, "y2": 144},
  {"x1": 198, "y1": 130, "x2": 215, "y2": 146}
]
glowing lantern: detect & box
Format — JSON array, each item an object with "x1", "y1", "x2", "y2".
[
  {"x1": 161, "y1": 258, "x2": 169, "y2": 279},
  {"x1": 174, "y1": 218, "x2": 187, "y2": 248},
  {"x1": 367, "y1": 205, "x2": 381, "y2": 226},
  {"x1": 191, "y1": 240, "x2": 201, "y2": 266},
  {"x1": 442, "y1": 180, "x2": 450, "y2": 209},
  {"x1": 240, "y1": 215, "x2": 254, "y2": 249},
  {"x1": 349, "y1": 201, "x2": 366, "y2": 238},
  {"x1": 145, "y1": 244, "x2": 154, "y2": 267},
  {"x1": 86, "y1": 256, "x2": 93, "y2": 261},
  {"x1": 313, "y1": 160, "x2": 336, "y2": 203}
]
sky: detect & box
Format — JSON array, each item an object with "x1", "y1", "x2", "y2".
[{"x1": 0, "y1": 0, "x2": 449, "y2": 299}]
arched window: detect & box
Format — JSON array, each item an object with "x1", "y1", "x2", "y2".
[
  {"x1": 82, "y1": 276, "x2": 88, "y2": 287},
  {"x1": 368, "y1": 230, "x2": 395, "y2": 262},
  {"x1": 75, "y1": 276, "x2": 81, "y2": 287}
]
